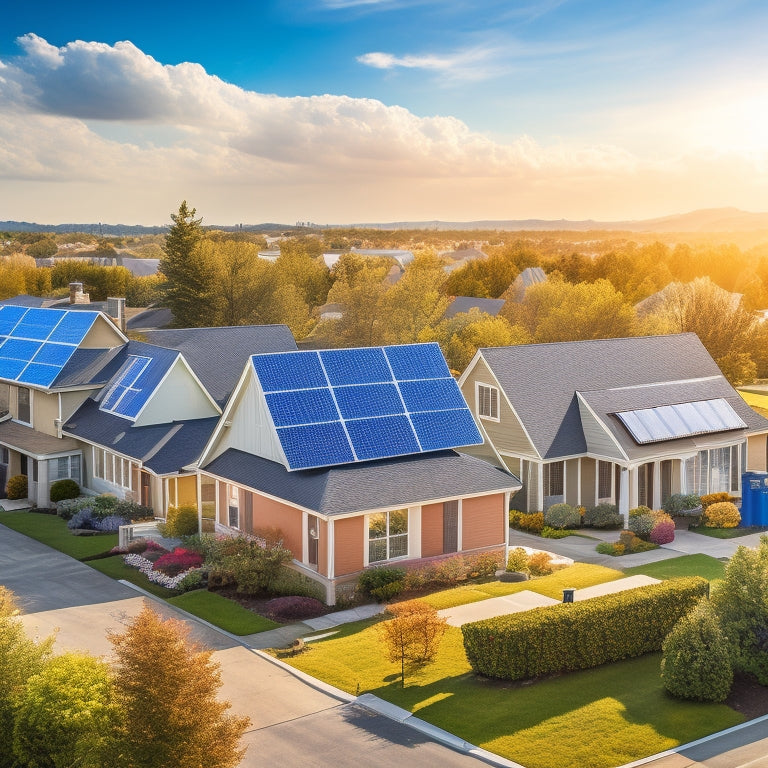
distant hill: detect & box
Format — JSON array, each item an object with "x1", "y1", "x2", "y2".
[{"x1": 3, "y1": 208, "x2": 768, "y2": 235}]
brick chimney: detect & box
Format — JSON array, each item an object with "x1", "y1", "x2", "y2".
[{"x1": 69, "y1": 282, "x2": 90, "y2": 304}]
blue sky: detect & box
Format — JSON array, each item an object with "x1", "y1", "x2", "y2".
[{"x1": 1, "y1": 0, "x2": 767, "y2": 224}]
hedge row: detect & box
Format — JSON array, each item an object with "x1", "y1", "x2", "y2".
[{"x1": 462, "y1": 576, "x2": 708, "y2": 680}]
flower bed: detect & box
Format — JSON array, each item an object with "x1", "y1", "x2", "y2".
[{"x1": 123, "y1": 552, "x2": 203, "y2": 591}]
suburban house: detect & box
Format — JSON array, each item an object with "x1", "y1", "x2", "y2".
[
  {"x1": 0, "y1": 302, "x2": 297, "y2": 510},
  {"x1": 459, "y1": 334, "x2": 768, "y2": 518},
  {"x1": 444, "y1": 296, "x2": 505, "y2": 319},
  {"x1": 504, "y1": 266, "x2": 547, "y2": 303},
  {"x1": 193, "y1": 342, "x2": 521, "y2": 603}
]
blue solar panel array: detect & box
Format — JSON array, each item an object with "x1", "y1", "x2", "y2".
[
  {"x1": 0, "y1": 306, "x2": 99, "y2": 388},
  {"x1": 251, "y1": 343, "x2": 482, "y2": 470},
  {"x1": 100, "y1": 354, "x2": 169, "y2": 421}
]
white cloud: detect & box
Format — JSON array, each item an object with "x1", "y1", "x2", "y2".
[{"x1": 0, "y1": 34, "x2": 766, "y2": 224}]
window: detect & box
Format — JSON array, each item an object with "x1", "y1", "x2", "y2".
[
  {"x1": 17, "y1": 387, "x2": 31, "y2": 425},
  {"x1": 92, "y1": 447, "x2": 131, "y2": 490},
  {"x1": 228, "y1": 485, "x2": 240, "y2": 529},
  {"x1": 201, "y1": 476, "x2": 216, "y2": 522},
  {"x1": 368, "y1": 509, "x2": 408, "y2": 563},
  {"x1": 543, "y1": 461, "x2": 564, "y2": 497},
  {"x1": 48, "y1": 455, "x2": 81, "y2": 484},
  {"x1": 598, "y1": 461, "x2": 613, "y2": 500},
  {"x1": 477, "y1": 384, "x2": 499, "y2": 420},
  {"x1": 684, "y1": 446, "x2": 740, "y2": 496}
]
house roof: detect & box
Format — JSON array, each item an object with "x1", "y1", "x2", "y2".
[
  {"x1": 0, "y1": 295, "x2": 49, "y2": 308},
  {"x1": 119, "y1": 258, "x2": 159, "y2": 277},
  {"x1": 444, "y1": 296, "x2": 505, "y2": 319},
  {"x1": 203, "y1": 448, "x2": 519, "y2": 516},
  {"x1": 478, "y1": 334, "x2": 768, "y2": 460},
  {"x1": 125, "y1": 307, "x2": 174, "y2": 331},
  {"x1": 142, "y1": 325, "x2": 297, "y2": 406},
  {"x1": 63, "y1": 398, "x2": 218, "y2": 475},
  {"x1": 506, "y1": 267, "x2": 547, "y2": 302},
  {"x1": 0, "y1": 419, "x2": 81, "y2": 458}
]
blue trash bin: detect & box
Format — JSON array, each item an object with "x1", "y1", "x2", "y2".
[{"x1": 741, "y1": 472, "x2": 768, "y2": 526}]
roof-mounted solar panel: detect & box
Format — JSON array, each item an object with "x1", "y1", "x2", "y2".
[
  {"x1": 616, "y1": 398, "x2": 746, "y2": 444},
  {"x1": 99, "y1": 355, "x2": 155, "y2": 420},
  {"x1": 0, "y1": 305, "x2": 99, "y2": 388},
  {"x1": 251, "y1": 343, "x2": 482, "y2": 471}
]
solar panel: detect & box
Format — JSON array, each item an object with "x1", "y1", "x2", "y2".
[
  {"x1": 100, "y1": 355, "x2": 155, "y2": 420},
  {"x1": 251, "y1": 342, "x2": 482, "y2": 470},
  {"x1": 0, "y1": 306, "x2": 100, "y2": 388},
  {"x1": 616, "y1": 399, "x2": 746, "y2": 444}
]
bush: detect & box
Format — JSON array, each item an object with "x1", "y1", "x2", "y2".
[
  {"x1": 509, "y1": 510, "x2": 544, "y2": 534},
  {"x1": 265, "y1": 596, "x2": 326, "y2": 622},
  {"x1": 92, "y1": 514, "x2": 130, "y2": 533},
  {"x1": 527, "y1": 551, "x2": 553, "y2": 576},
  {"x1": 56, "y1": 495, "x2": 153, "y2": 522},
  {"x1": 544, "y1": 503, "x2": 580, "y2": 530},
  {"x1": 462, "y1": 577, "x2": 709, "y2": 680},
  {"x1": 6, "y1": 474, "x2": 27, "y2": 500},
  {"x1": 210, "y1": 539, "x2": 292, "y2": 595},
  {"x1": 663, "y1": 493, "x2": 702, "y2": 515},
  {"x1": 596, "y1": 541, "x2": 626, "y2": 556},
  {"x1": 358, "y1": 567, "x2": 407, "y2": 600},
  {"x1": 66, "y1": 507, "x2": 95, "y2": 530},
  {"x1": 506, "y1": 547, "x2": 530, "y2": 573},
  {"x1": 700, "y1": 492, "x2": 737, "y2": 511},
  {"x1": 176, "y1": 570, "x2": 205, "y2": 593},
  {"x1": 463, "y1": 552, "x2": 502, "y2": 579},
  {"x1": 154, "y1": 547, "x2": 204, "y2": 577},
  {"x1": 49, "y1": 478, "x2": 80, "y2": 503},
  {"x1": 541, "y1": 526, "x2": 572, "y2": 539},
  {"x1": 650, "y1": 516, "x2": 676, "y2": 545},
  {"x1": 583, "y1": 503, "x2": 623, "y2": 529},
  {"x1": 628, "y1": 507, "x2": 656, "y2": 540},
  {"x1": 661, "y1": 602, "x2": 733, "y2": 702},
  {"x1": 703, "y1": 501, "x2": 741, "y2": 529},
  {"x1": 161, "y1": 505, "x2": 199, "y2": 538},
  {"x1": 267, "y1": 568, "x2": 326, "y2": 601}
]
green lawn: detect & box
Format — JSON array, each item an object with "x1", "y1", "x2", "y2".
[
  {"x1": 86, "y1": 555, "x2": 177, "y2": 598},
  {"x1": 168, "y1": 591, "x2": 280, "y2": 635},
  {"x1": 689, "y1": 526, "x2": 767, "y2": 539},
  {"x1": 0, "y1": 511, "x2": 117, "y2": 558},
  {"x1": 286, "y1": 564, "x2": 743, "y2": 768},
  {"x1": 622, "y1": 554, "x2": 726, "y2": 582}
]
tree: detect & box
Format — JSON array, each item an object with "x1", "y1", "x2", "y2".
[
  {"x1": 107, "y1": 603, "x2": 249, "y2": 768},
  {"x1": 0, "y1": 587, "x2": 53, "y2": 767},
  {"x1": 710, "y1": 535, "x2": 768, "y2": 684},
  {"x1": 159, "y1": 202, "x2": 220, "y2": 327},
  {"x1": 13, "y1": 653, "x2": 119, "y2": 768},
  {"x1": 660, "y1": 601, "x2": 732, "y2": 702},
  {"x1": 378, "y1": 600, "x2": 447, "y2": 687},
  {"x1": 26, "y1": 237, "x2": 58, "y2": 258}
]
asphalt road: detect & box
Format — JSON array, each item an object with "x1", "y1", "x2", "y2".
[{"x1": 0, "y1": 522, "x2": 499, "y2": 768}]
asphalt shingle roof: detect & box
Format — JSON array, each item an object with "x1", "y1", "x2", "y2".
[
  {"x1": 143, "y1": 325, "x2": 297, "y2": 406},
  {"x1": 444, "y1": 297, "x2": 505, "y2": 319},
  {"x1": 203, "y1": 448, "x2": 520, "y2": 516},
  {"x1": 480, "y1": 333, "x2": 768, "y2": 459}
]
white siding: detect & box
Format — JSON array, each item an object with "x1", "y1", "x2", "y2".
[{"x1": 576, "y1": 395, "x2": 626, "y2": 460}]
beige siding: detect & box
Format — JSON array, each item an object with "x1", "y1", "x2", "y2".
[
  {"x1": 581, "y1": 457, "x2": 596, "y2": 507},
  {"x1": 60, "y1": 390, "x2": 92, "y2": 422},
  {"x1": 32, "y1": 391, "x2": 59, "y2": 436},
  {"x1": 461, "y1": 358, "x2": 537, "y2": 456},
  {"x1": 334, "y1": 516, "x2": 365, "y2": 577},
  {"x1": 576, "y1": 396, "x2": 625, "y2": 461},
  {"x1": 566, "y1": 458, "x2": 580, "y2": 506},
  {"x1": 79, "y1": 315, "x2": 124, "y2": 349},
  {"x1": 177, "y1": 475, "x2": 197, "y2": 506},
  {"x1": 462, "y1": 493, "x2": 505, "y2": 550},
  {"x1": 747, "y1": 434, "x2": 767, "y2": 471},
  {"x1": 134, "y1": 359, "x2": 219, "y2": 426},
  {"x1": 421, "y1": 502, "x2": 444, "y2": 558}
]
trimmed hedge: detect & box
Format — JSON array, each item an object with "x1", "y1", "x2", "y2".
[{"x1": 462, "y1": 576, "x2": 708, "y2": 680}]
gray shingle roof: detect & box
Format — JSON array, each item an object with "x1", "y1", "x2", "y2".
[
  {"x1": 143, "y1": 325, "x2": 297, "y2": 406},
  {"x1": 203, "y1": 448, "x2": 520, "y2": 516},
  {"x1": 444, "y1": 296, "x2": 505, "y2": 319},
  {"x1": 480, "y1": 334, "x2": 768, "y2": 459}
]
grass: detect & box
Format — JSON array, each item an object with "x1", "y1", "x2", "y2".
[
  {"x1": 168, "y1": 591, "x2": 280, "y2": 635},
  {"x1": 285, "y1": 565, "x2": 742, "y2": 768},
  {"x1": 86, "y1": 555, "x2": 177, "y2": 598},
  {"x1": 0, "y1": 510, "x2": 118, "y2": 558},
  {"x1": 622, "y1": 554, "x2": 726, "y2": 582},
  {"x1": 689, "y1": 526, "x2": 766, "y2": 539}
]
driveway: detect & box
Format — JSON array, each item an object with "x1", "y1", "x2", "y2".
[{"x1": 0, "y1": 523, "x2": 502, "y2": 768}]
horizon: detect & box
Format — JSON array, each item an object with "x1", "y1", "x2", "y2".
[{"x1": 1, "y1": 1, "x2": 767, "y2": 225}]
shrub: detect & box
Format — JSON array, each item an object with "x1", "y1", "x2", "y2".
[
  {"x1": 462, "y1": 577, "x2": 709, "y2": 680},
  {"x1": 162, "y1": 505, "x2": 199, "y2": 538},
  {"x1": 212, "y1": 539, "x2": 292, "y2": 595},
  {"x1": 49, "y1": 478, "x2": 80, "y2": 503},
  {"x1": 596, "y1": 542, "x2": 626, "y2": 556},
  {"x1": 663, "y1": 493, "x2": 702, "y2": 515},
  {"x1": 541, "y1": 526, "x2": 571, "y2": 539},
  {"x1": 267, "y1": 568, "x2": 326, "y2": 601},
  {"x1": 264, "y1": 596, "x2": 326, "y2": 622},
  {"x1": 358, "y1": 567, "x2": 407, "y2": 599},
  {"x1": 703, "y1": 501, "x2": 741, "y2": 529},
  {"x1": 176, "y1": 570, "x2": 205, "y2": 593},
  {"x1": 6, "y1": 474, "x2": 27, "y2": 500},
  {"x1": 506, "y1": 547, "x2": 530, "y2": 573},
  {"x1": 583, "y1": 503, "x2": 623, "y2": 529},
  {"x1": 650, "y1": 517, "x2": 675, "y2": 545},
  {"x1": 628, "y1": 507, "x2": 657, "y2": 540},
  {"x1": 463, "y1": 552, "x2": 502, "y2": 579},
  {"x1": 527, "y1": 551, "x2": 553, "y2": 576},
  {"x1": 67, "y1": 507, "x2": 95, "y2": 530},
  {"x1": 661, "y1": 602, "x2": 733, "y2": 702},
  {"x1": 154, "y1": 547, "x2": 204, "y2": 577},
  {"x1": 700, "y1": 492, "x2": 737, "y2": 511},
  {"x1": 125, "y1": 538, "x2": 150, "y2": 554},
  {"x1": 92, "y1": 514, "x2": 130, "y2": 532},
  {"x1": 544, "y1": 503, "x2": 580, "y2": 530},
  {"x1": 510, "y1": 511, "x2": 544, "y2": 534}
]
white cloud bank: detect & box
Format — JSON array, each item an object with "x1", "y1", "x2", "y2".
[{"x1": 0, "y1": 34, "x2": 766, "y2": 224}]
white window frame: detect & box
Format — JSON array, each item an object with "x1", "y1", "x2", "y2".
[
  {"x1": 92, "y1": 447, "x2": 132, "y2": 491},
  {"x1": 366, "y1": 509, "x2": 409, "y2": 565},
  {"x1": 48, "y1": 455, "x2": 82, "y2": 484},
  {"x1": 227, "y1": 484, "x2": 240, "y2": 529},
  {"x1": 476, "y1": 382, "x2": 500, "y2": 421}
]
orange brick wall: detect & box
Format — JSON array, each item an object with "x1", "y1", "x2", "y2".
[
  {"x1": 421, "y1": 502, "x2": 444, "y2": 558},
  {"x1": 462, "y1": 494, "x2": 505, "y2": 550},
  {"x1": 334, "y1": 516, "x2": 365, "y2": 576}
]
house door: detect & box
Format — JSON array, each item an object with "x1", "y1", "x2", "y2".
[
  {"x1": 140, "y1": 472, "x2": 152, "y2": 507},
  {"x1": 638, "y1": 463, "x2": 654, "y2": 508},
  {"x1": 443, "y1": 500, "x2": 459, "y2": 554},
  {"x1": 307, "y1": 515, "x2": 319, "y2": 568}
]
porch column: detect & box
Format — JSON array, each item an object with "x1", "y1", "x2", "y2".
[
  {"x1": 619, "y1": 466, "x2": 630, "y2": 528},
  {"x1": 327, "y1": 518, "x2": 335, "y2": 579},
  {"x1": 629, "y1": 466, "x2": 639, "y2": 510},
  {"x1": 536, "y1": 463, "x2": 544, "y2": 512},
  {"x1": 652, "y1": 461, "x2": 662, "y2": 510}
]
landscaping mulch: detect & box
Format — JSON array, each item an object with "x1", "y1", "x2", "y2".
[{"x1": 727, "y1": 674, "x2": 768, "y2": 720}]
